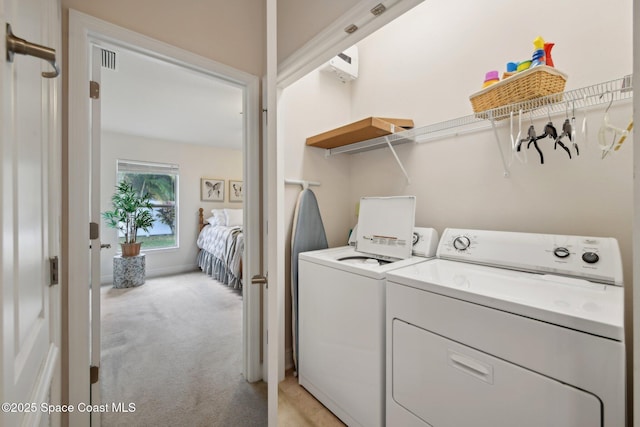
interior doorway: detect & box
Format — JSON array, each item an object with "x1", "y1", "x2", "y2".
[
  {"x1": 97, "y1": 45, "x2": 245, "y2": 287},
  {"x1": 97, "y1": 42, "x2": 255, "y2": 422},
  {"x1": 67, "y1": 10, "x2": 262, "y2": 426}
]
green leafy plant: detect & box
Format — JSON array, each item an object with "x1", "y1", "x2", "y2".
[
  {"x1": 102, "y1": 181, "x2": 154, "y2": 244},
  {"x1": 156, "y1": 205, "x2": 176, "y2": 233}
]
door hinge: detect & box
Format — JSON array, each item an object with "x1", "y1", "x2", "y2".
[
  {"x1": 89, "y1": 222, "x2": 99, "y2": 240},
  {"x1": 89, "y1": 80, "x2": 100, "y2": 99},
  {"x1": 49, "y1": 256, "x2": 59, "y2": 286},
  {"x1": 90, "y1": 366, "x2": 99, "y2": 384}
]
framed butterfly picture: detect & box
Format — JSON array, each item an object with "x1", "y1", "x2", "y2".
[
  {"x1": 201, "y1": 178, "x2": 225, "y2": 202},
  {"x1": 229, "y1": 180, "x2": 243, "y2": 202}
]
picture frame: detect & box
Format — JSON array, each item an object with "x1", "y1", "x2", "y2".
[
  {"x1": 229, "y1": 180, "x2": 243, "y2": 202},
  {"x1": 201, "y1": 178, "x2": 225, "y2": 202}
]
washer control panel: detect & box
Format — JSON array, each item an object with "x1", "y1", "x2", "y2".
[
  {"x1": 437, "y1": 228, "x2": 623, "y2": 286},
  {"x1": 452, "y1": 235, "x2": 471, "y2": 251}
]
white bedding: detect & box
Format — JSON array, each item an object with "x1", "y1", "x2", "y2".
[{"x1": 197, "y1": 224, "x2": 243, "y2": 288}]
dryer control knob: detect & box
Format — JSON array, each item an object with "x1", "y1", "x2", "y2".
[
  {"x1": 582, "y1": 252, "x2": 600, "y2": 264},
  {"x1": 553, "y1": 247, "x2": 570, "y2": 258},
  {"x1": 453, "y1": 236, "x2": 471, "y2": 251}
]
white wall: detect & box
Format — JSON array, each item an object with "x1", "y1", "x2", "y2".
[
  {"x1": 281, "y1": 0, "x2": 634, "y2": 386},
  {"x1": 280, "y1": 69, "x2": 353, "y2": 363},
  {"x1": 351, "y1": 0, "x2": 632, "y2": 122},
  {"x1": 277, "y1": 0, "x2": 361, "y2": 64},
  {"x1": 100, "y1": 131, "x2": 242, "y2": 283},
  {"x1": 348, "y1": 0, "x2": 633, "y2": 288}
]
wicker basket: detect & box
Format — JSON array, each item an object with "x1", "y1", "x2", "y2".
[{"x1": 469, "y1": 66, "x2": 567, "y2": 118}]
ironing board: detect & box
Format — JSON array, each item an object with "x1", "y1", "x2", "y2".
[{"x1": 291, "y1": 188, "x2": 328, "y2": 370}]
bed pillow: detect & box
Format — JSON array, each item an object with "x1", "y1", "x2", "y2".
[
  {"x1": 224, "y1": 208, "x2": 243, "y2": 227},
  {"x1": 210, "y1": 209, "x2": 227, "y2": 226}
]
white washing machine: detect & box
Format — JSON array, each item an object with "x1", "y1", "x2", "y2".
[
  {"x1": 298, "y1": 196, "x2": 439, "y2": 427},
  {"x1": 386, "y1": 228, "x2": 625, "y2": 427}
]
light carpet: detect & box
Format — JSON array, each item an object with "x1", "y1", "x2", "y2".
[{"x1": 100, "y1": 271, "x2": 267, "y2": 426}]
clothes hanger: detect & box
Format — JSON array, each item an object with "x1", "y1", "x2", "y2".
[
  {"x1": 598, "y1": 91, "x2": 632, "y2": 159},
  {"x1": 581, "y1": 93, "x2": 588, "y2": 144},
  {"x1": 512, "y1": 109, "x2": 526, "y2": 163},
  {"x1": 529, "y1": 105, "x2": 558, "y2": 164},
  {"x1": 553, "y1": 102, "x2": 573, "y2": 159},
  {"x1": 539, "y1": 104, "x2": 558, "y2": 142},
  {"x1": 612, "y1": 121, "x2": 633, "y2": 153},
  {"x1": 570, "y1": 101, "x2": 579, "y2": 155},
  {"x1": 518, "y1": 111, "x2": 544, "y2": 164},
  {"x1": 510, "y1": 111, "x2": 516, "y2": 150}
]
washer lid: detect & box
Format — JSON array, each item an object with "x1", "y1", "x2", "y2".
[
  {"x1": 299, "y1": 246, "x2": 428, "y2": 279},
  {"x1": 356, "y1": 196, "x2": 416, "y2": 260}
]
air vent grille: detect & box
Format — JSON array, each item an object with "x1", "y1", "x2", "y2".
[{"x1": 101, "y1": 48, "x2": 117, "y2": 71}]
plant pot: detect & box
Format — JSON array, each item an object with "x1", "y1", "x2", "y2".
[{"x1": 121, "y1": 242, "x2": 142, "y2": 257}]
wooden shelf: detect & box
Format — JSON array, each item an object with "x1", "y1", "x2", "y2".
[{"x1": 305, "y1": 117, "x2": 414, "y2": 149}]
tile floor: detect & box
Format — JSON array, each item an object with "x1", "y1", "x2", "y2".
[{"x1": 278, "y1": 370, "x2": 345, "y2": 427}]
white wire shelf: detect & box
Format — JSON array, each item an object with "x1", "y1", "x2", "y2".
[{"x1": 325, "y1": 74, "x2": 633, "y2": 155}]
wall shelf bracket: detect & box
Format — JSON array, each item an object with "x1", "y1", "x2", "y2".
[
  {"x1": 488, "y1": 113, "x2": 510, "y2": 178},
  {"x1": 384, "y1": 136, "x2": 411, "y2": 184}
]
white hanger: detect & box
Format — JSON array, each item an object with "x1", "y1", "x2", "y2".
[{"x1": 598, "y1": 92, "x2": 633, "y2": 159}]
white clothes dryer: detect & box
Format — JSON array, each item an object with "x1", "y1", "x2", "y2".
[
  {"x1": 386, "y1": 228, "x2": 625, "y2": 427},
  {"x1": 298, "y1": 196, "x2": 439, "y2": 427}
]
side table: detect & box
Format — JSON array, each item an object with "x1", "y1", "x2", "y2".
[{"x1": 113, "y1": 254, "x2": 146, "y2": 288}]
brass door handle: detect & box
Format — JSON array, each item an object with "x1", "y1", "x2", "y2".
[
  {"x1": 6, "y1": 23, "x2": 59, "y2": 78},
  {"x1": 251, "y1": 274, "x2": 267, "y2": 285},
  {"x1": 89, "y1": 243, "x2": 112, "y2": 250}
]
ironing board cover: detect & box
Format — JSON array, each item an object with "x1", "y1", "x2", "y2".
[{"x1": 291, "y1": 188, "x2": 328, "y2": 370}]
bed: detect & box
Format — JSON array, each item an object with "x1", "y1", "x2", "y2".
[{"x1": 197, "y1": 207, "x2": 244, "y2": 288}]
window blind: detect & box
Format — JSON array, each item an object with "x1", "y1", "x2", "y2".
[{"x1": 117, "y1": 160, "x2": 179, "y2": 175}]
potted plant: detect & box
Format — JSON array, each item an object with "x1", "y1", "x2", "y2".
[{"x1": 102, "y1": 181, "x2": 155, "y2": 257}]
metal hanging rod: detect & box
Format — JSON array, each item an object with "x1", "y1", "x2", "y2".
[
  {"x1": 474, "y1": 74, "x2": 633, "y2": 121},
  {"x1": 285, "y1": 179, "x2": 321, "y2": 190},
  {"x1": 325, "y1": 75, "x2": 633, "y2": 154},
  {"x1": 414, "y1": 75, "x2": 632, "y2": 146}
]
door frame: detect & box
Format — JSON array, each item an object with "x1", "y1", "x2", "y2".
[{"x1": 67, "y1": 9, "x2": 262, "y2": 425}]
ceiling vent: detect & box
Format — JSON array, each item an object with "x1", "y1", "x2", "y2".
[{"x1": 101, "y1": 48, "x2": 117, "y2": 71}]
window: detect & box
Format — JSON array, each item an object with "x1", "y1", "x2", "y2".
[{"x1": 116, "y1": 160, "x2": 179, "y2": 250}]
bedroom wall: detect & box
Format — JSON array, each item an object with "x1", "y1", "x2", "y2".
[
  {"x1": 281, "y1": 0, "x2": 634, "y2": 371},
  {"x1": 61, "y1": 0, "x2": 265, "y2": 77},
  {"x1": 100, "y1": 131, "x2": 243, "y2": 284}
]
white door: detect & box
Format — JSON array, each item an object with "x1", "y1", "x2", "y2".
[{"x1": 0, "y1": 0, "x2": 62, "y2": 426}]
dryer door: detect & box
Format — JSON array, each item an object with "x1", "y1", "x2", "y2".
[{"x1": 391, "y1": 319, "x2": 601, "y2": 427}]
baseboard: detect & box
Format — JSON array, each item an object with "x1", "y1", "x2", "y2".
[
  {"x1": 101, "y1": 263, "x2": 199, "y2": 285},
  {"x1": 146, "y1": 264, "x2": 199, "y2": 278}
]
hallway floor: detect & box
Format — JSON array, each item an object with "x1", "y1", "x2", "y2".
[{"x1": 278, "y1": 370, "x2": 345, "y2": 426}]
